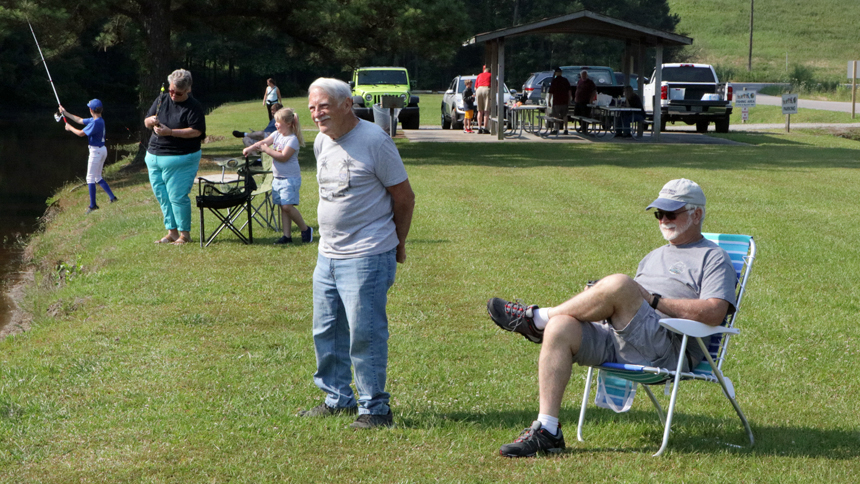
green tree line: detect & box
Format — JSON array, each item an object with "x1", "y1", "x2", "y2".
[{"x1": 0, "y1": 0, "x2": 680, "y2": 119}]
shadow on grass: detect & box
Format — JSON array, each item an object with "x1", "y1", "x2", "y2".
[
  {"x1": 709, "y1": 132, "x2": 809, "y2": 146},
  {"x1": 397, "y1": 137, "x2": 860, "y2": 170},
  {"x1": 431, "y1": 408, "x2": 860, "y2": 459}
]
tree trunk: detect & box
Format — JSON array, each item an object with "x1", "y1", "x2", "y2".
[{"x1": 135, "y1": 0, "x2": 173, "y2": 160}]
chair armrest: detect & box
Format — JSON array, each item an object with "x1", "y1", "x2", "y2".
[
  {"x1": 215, "y1": 158, "x2": 239, "y2": 168},
  {"x1": 658, "y1": 318, "x2": 739, "y2": 338}
]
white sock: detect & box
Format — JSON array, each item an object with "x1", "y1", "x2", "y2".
[
  {"x1": 537, "y1": 414, "x2": 559, "y2": 435},
  {"x1": 533, "y1": 307, "x2": 551, "y2": 329}
]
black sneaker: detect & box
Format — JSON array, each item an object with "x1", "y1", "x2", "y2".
[
  {"x1": 232, "y1": 130, "x2": 244, "y2": 138},
  {"x1": 85, "y1": 205, "x2": 99, "y2": 215},
  {"x1": 349, "y1": 409, "x2": 394, "y2": 429},
  {"x1": 487, "y1": 298, "x2": 544, "y2": 344},
  {"x1": 563, "y1": 129, "x2": 569, "y2": 135},
  {"x1": 274, "y1": 235, "x2": 292, "y2": 245},
  {"x1": 109, "y1": 197, "x2": 118, "y2": 203},
  {"x1": 499, "y1": 421, "x2": 565, "y2": 458},
  {"x1": 298, "y1": 403, "x2": 358, "y2": 418},
  {"x1": 301, "y1": 227, "x2": 314, "y2": 243}
]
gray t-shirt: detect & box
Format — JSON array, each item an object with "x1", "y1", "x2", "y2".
[
  {"x1": 635, "y1": 238, "x2": 737, "y2": 311},
  {"x1": 634, "y1": 237, "x2": 738, "y2": 364},
  {"x1": 313, "y1": 120, "x2": 409, "y2": 259},
  {"x1": 270, "y1": 132, "x2": 301, "y2": 178}
]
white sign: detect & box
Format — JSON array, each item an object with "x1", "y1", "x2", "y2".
[
  {"x1": 782, "y1": 94, "x2": 798, "y2": 115},
  {"x1": 848, "y1": 61, "x2": 859, "y2": 79},
  {"x1": 735, "y1": 90, "x2": 756, "y2": 107},
  {"x1": 742, "y1": 107, "x2": 749, "y2": 122}
]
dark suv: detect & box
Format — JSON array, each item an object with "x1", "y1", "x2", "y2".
[
  {"x1": 614, "y1": 72, "x2": 642, "y2": 91},
  {"x1": 521, "y1": 71, "x2": 554, "y2": 105}
]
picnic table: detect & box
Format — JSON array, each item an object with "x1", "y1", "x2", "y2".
[
  {"x1": 594, "y1": 105, "x2": 645, "y2": 139},
  {"x1": 505, "y1": 104, "x2": 546, "y2": 137}
]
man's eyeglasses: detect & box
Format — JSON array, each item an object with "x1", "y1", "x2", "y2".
[
  {"x1": 168, "y1": 89, "x2": 187, "y2": 96},
  {"x1": 654, "y1": 208, "x2": 692, "y2": 221}
]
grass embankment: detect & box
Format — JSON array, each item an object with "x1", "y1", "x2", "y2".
[
  {"x1": 728, "y1": 104, "x2": 860, "y2": 126},
  {"x1": 3, "y1": 99, "x2": 860, "y2": 482},
  {"x1": 669, "y1": 0, "x2": 860, "y2": 82}
]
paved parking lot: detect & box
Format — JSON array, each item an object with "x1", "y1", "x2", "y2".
[{"x1": 403, "y1": 126, "x2": 746, "y2": 145}]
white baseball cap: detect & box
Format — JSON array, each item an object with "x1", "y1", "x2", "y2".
[{"x1": 646, "y1": 178, "x2": 706, "y2": 211}]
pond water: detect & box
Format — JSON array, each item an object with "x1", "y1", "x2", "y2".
[{"x1": 0, "y1": 108, "x2": 136, "y2": 331}]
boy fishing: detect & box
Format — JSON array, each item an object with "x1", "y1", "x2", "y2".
[{"x1": 60, "y1": 99, "x2": 118, "y2": 214}]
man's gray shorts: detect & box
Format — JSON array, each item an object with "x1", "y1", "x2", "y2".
[{"x1": 574, "y1": 300, "x2": 686, "y2": 371}]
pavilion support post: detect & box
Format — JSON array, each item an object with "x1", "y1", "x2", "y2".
[
  {"x1": 638, "y1": 40, "x2": 646, "y2": 99},
  {"x1": 636, "y1": 40, "x2": 647, "y2": 137},
  {"x1": 622, "y1": 41, "x2": 631, "y2": 87},
  {"x1": 497, "y1": 37, "x2": 505, "y2": 140},
  {"x1": 652, "y1": 43, "x2": 663, "y2": 142},
  {"x1": 488, "y1": 43, "x2": 498, "y2": 135}
]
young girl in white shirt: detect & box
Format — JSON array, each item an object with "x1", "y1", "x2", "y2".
[{"x1": 243, "y1": 107, "x2": 312, "y2": 245}]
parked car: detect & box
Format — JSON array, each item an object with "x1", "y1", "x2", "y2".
[
  {"x1": 614, "y1": 72, "x2": 642, "y2": 91},
  {"x1": 521, "y1": 70, "x2": 554, "y2": 105},
  {"x1": 441, "y1": 75, "x2": 514, "y2": 130},
  {"x1": 349, "y1": 66, "x2": 420, "y2": 129}
]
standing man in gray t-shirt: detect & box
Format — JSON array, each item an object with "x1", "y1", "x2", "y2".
[
  {"x1": 486, "y1": 179, "x2": 737, "y2": 457},
  {"x1": 299, "y1": 78, "x2": 415, "y2": 429}
]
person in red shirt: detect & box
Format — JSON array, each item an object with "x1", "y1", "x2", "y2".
[
  {"x1": 475, "y1": 65, "x2": 492, "y2": 134},
  {"x1": 547, "y1": 67, "x2": 572, "y2": 135}
]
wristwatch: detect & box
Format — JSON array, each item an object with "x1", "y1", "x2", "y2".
[{"x1": 650, "y1": 293, "x2": 662, "y2": 309}]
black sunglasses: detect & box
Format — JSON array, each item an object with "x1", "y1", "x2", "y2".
[{"x1": 654, "y1": 208, "x2": 692, "y2": 221}]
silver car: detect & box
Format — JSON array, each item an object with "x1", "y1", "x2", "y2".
[{"x1": 441, "y1": 75, "x2": 513, "y2": 130}]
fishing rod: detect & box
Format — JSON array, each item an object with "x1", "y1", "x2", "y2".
[
  {"x1": 153, "y1": 83, "x2": 166, "y2": 126},
  {"x1": 26, "y1": 17, "x2": 66, "y2": 123}
]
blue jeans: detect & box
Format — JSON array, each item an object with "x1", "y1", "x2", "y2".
[
  {"x1": 620, "y1": 112, "x2": 645, "y2": 134},
  {"x1": 312, "y1": 249, "x2": 397, "y2": 415},
  {"x1": 145, "y1": 150, "x2": 201, "y2": 232}
]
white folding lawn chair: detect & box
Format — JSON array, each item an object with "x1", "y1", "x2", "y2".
[{"x1": 576, "y1": 233, "x2": 756, "y2": 456}]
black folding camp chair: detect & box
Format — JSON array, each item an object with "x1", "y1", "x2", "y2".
[{"x1": 195, "y1": 157, "x2": 256, "y2": 247}]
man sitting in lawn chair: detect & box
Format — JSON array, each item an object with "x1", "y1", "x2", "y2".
[{"x1": 486, "y1": 178, "x2": 737, "y2": 457}]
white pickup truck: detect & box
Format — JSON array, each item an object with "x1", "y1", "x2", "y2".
[{"x1": 643, "y1": 63, "x2": 732, "y2": 133}]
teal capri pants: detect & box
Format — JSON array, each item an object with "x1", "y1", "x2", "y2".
[{"x1": 145, "y1": 150, "x2": 201, "y2": 232}]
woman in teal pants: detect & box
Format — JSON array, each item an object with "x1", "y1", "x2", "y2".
[{"x1": 143, "y1": 69, "x2": 207, "y2": 245}]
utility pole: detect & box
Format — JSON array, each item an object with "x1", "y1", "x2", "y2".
[{"x1": 748, "y1": 0, "x2": 754, "y2": 72}]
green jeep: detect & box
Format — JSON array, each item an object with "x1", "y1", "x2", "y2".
[{"x1": 349, "y1": 67, "x2": 420, "y2": 129}]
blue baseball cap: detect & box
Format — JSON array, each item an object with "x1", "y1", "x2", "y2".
[{"x1": 87, "y1": 99, "x2": 103, "y2": 110}]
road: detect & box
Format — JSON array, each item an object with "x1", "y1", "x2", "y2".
[{"x1": 733, "y1": 82, "x2": 858, "y2": 114}]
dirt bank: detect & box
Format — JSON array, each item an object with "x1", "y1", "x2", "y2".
[{"x1": 0, "y1": 267, "x2": 34, "y2": 339}]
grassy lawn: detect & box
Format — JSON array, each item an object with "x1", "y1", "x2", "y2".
[
  {"x1": 759, "y1": 85, "x2": 860, "y2": 104},
  {"x1": 669, "y1": 0, "x2": 860, "y2": 82},
  {"x1": 729, "y1": 105, "x2": 860, "y2": 126},
  {"x1": 203, "y1": 95, "x2": 445, "y2": 151},
  {"x1": 3, "y1": 101, "x2": 860, "y2": 482}
]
